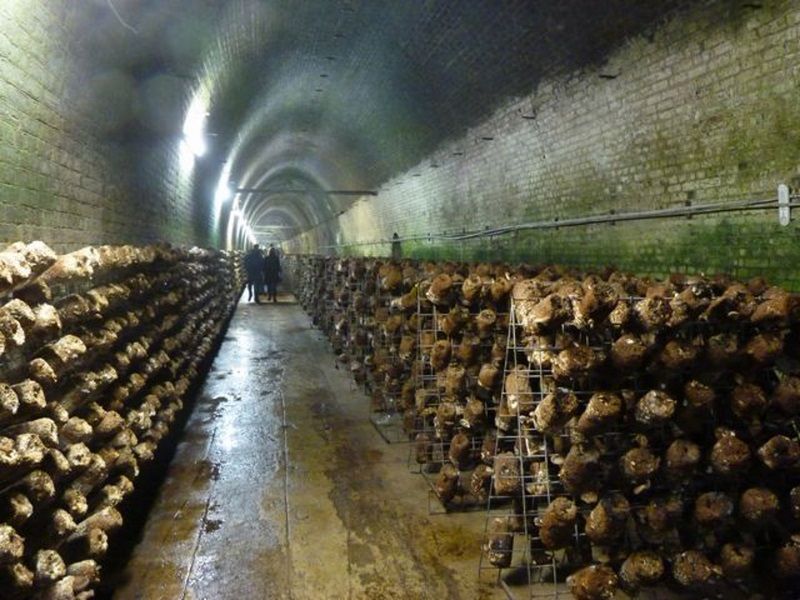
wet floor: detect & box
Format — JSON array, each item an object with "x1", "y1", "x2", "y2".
[{"x1": 113, "y1": 293, "x2": 499, "y2": 600}]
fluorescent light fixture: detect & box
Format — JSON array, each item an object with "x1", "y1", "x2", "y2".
[
  {"x1": 213, "y1": 160, "x2": 234, "y2": 227},
  {"x1": 215, "y1": 180, "x2": 232, "y2": 206},
  {"x1": 182, "y1": 98, "x2": 208, "y2": 157},
  {"x1": 229, "y1": 195, "x2": 256, "y2": 244},
  {"x1": 179, "y1": 139, "x2": 195, "y2": 171}
]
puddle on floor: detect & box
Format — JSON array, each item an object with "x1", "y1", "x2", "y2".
[
  {"x1": 194, "y1": 459, "x2": 221, "y2": 486},
  {"x1": 203, "y1": 518, "x2": 223, "y2": 533},
  {"x1": 198, "y1": 396, "x2": 228, "y2": 413}
]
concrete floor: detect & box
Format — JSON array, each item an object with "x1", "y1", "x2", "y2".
[{"x1": 113, "y1": 294, "x2": 499, "y2": 600}]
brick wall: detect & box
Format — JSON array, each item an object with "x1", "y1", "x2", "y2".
[
  {"x1": 0, "y1": 1, "x2": 209, "y2": 252},
  {"x1": 286, "y1": 0, "x2": 800, "y2": 290}
]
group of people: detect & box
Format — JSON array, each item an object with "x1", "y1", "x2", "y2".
[{"x1": 244, "y1": 244, "x2": 282, "y2": 303}]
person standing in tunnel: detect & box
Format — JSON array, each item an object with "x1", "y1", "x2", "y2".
[
  {"x1": 263, "y1": 245, "x2": 282, "y2": 303},
  {"x1": 244, "y1": 244, "x2": 265, "y2": 303},
  {"x1": 391, "y1": 232, "x2": 402, "y2": 260}
]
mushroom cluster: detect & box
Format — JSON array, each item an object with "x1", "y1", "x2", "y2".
[
  {"x1": 289, "y1": 256, "x2": 422, "y2": 440},
  {"x1": 288, "y1": 256, "x2": 800, "y2": 598},
  {"x1": 409, "y1": 261, "x2": 514, "y2": 507},
  {"x1": 0, "y1": 241, "x2": 242, "y2": 599},
  {"x1": 288, "y1": 256, "x2": 522, "y2": 508},
  {"x1": 486, "y1": 268, "x2": 800, "y2": 598}
]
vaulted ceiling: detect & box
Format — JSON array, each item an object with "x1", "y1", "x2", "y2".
[{"x1": 79, "y1": 0, "x2": 691, "y2": 245}]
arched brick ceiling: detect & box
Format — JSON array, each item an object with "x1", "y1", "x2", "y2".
[{"x1": 79, "y1": 0, "x2": 692, "y2": 245}]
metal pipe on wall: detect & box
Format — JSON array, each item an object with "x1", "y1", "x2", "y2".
[{"x1": 314, "y1": 192, "x2": 800, "y2": 251}]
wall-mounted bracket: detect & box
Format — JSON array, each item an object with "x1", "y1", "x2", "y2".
[{"x1": 778, "y1": 184, "x2": 791, "y2": 226}]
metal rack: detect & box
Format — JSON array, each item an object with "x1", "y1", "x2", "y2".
[
  {"x1": 368, "y1": 270, "x2": 413, "y2": 444},
  {"x1": 410, "y1": 288, "x2": 510, "y2": 514},
  {"x1": 290, "y1": 257, "x2": 800, "y2": 598},
  {"x1": 480, "y1": 295, "x2": 663, "y2": 599},
  {"x1": 480, "y1": 296, "x2": 580, "y2": 598},
  {"x1": 367, "y1": 262, "x2": 411, "y2": 444},
  {"x1": 480, "y1": 287, "x2": 800, "y2": 599}
]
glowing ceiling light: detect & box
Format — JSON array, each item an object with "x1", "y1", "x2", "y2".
[
  {"x1": 182, "y1": 99, "x2": 208, "y2": 157},
  {"x1": 215, "y1": 180, "x2": 232, "y2": 206},
  {"x1": 179, "y1": 139, "x2": 196, "y2": 172}
]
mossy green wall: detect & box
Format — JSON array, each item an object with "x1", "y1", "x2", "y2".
[
  {"x1": 0, "y1": 2, "x2": 210, "y2": 251},
  {"x1": 287, "y1": 0, "x2": 800, "y2": 289}
]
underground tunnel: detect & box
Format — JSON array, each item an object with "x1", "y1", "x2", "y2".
[{"x1": 1, "y1": 0, "x2": 800, "y2": 598}]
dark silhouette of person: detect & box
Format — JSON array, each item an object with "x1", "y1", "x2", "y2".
[
  {"x1": 243, "y1": 244, "x2": 264, "y2": 303},
  {"x1": 263, "y1": 245, "x2": 282, "y2": 303},
  {"x1": 391, "y1": 232, "x2": 402, "y2": 260}
]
